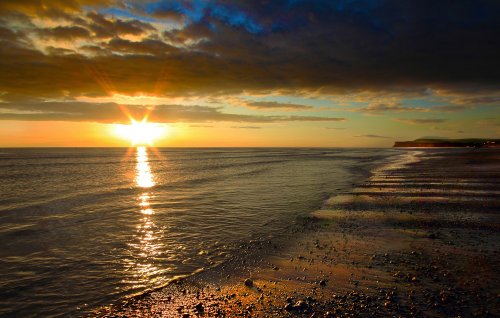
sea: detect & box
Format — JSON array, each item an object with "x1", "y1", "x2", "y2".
[{"x1": 0, "y1": 147, "x2": 399, "y2": 317}]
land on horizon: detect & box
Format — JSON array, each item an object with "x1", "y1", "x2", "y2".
[{"x1": 394, "y1": 138, "x2": 500, "y2": 148}]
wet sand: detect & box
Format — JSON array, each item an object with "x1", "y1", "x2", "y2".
[{"x1": 94, "y1": 149, "x2": 500, "y2": 317}]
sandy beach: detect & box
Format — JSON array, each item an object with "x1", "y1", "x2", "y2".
[{"x1": 94, "y1": 148, "x2": 500, "y2": 317}]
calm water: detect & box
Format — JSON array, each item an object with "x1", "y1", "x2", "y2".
[{"x1": 0, "y1": 147, "x2": 396, "y2": 317}]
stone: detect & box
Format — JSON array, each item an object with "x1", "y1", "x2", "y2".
[
  {"x1": 293, "y1": 300, "x2": 308, "y2": 310},
  {"x1": 244, "y1": 278, "x2": 253, "y2": 287},
  {"x1": 194, "y1": 303, "x2": 204, "y2": 312}
]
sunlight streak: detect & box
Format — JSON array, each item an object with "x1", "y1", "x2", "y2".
[
  {"x1": 136, "y1": 146, "x2": 155, "y2": 188},
  {"x1": 121, "y1": 145, "x2": 165, "y2": 288}
]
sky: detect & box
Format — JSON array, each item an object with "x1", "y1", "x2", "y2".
[{"x1": 0, "y1": 0, "x2": 498, "y2": 147}]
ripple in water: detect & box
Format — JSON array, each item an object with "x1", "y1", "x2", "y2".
[{"x1": 0, "y1": 147, "x2": 397, "y2": 316}]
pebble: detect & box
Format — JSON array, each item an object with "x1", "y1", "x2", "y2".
[{"x1": 194, "y1": 303, "x2": 204, "y2": 312}]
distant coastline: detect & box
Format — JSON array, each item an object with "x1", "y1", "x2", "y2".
[{"x1": 393, "y1": 138, "x2": 499, "y2": 148}]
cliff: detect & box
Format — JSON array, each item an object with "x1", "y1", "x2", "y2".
[{"x1": 393, "y1": 138, "x2": 499, "y2": 148}]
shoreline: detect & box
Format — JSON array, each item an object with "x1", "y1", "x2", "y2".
[
  {"x1": 87, "y1": 150, "x2": 399, "y2": 312},
  {"x1": 93, "y1": 148, "x2": 500, "y2": 317}
]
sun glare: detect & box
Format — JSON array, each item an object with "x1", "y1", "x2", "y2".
[{"x1": 114, "y1": 119, "x2": 168, "y2": 145}]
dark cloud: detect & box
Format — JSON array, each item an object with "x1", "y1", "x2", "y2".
[
  {"x1": 45, "y1": 46, "x2": 77, "y2": 55},
  {"x1": 0, "y1": 0, "x2": 499, "y2": 121},
  {"x1": 79, "y1": 44, "x2": 110, "y2": 56},
  {"x1": 163, "y1": 22, "x2": 213, "y2": 44},
  {"x1": 0, "y1": 102, "x2": 345, "y2": 124},
  {"x1": 105, "y1": 38, "x2": 179, "y2": 55},
  {"x1": 149, "y1": 10, "x2": 185, "y2": 21},
  {"x1": 396, "y1": 118, "x2": 448, "y2": 124},
  {"x1": 0, "y1": 0, "x2": 117, "y2": 17},
  {"x1": 85, "y1": 12, "x2": 156, "y2": 38},
  {"x1": 0, "y1": 25, "x2": 24, "y2": 42},
  {"x1": 37, "y1": 26, "x2": 90, "y2": 40}
]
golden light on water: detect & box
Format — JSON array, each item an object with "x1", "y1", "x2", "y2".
[
  {"x1": 136, "y1": 146, "x2": 155, "y2": 189},
  {"x1": 114, "y1": 118, "x2": 169, "y2": 146},
  {"x1": 134, "y1": 146, "x2": 159, "y2": 272},
  {"x1": 123, "y1": 145, "x2": 163, "y2": 287},
  {"x1": 138, "y1": 193, "x2": 154, "y2": 215}
]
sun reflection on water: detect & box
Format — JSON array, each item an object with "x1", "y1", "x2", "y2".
[
  {"x1": 123, "y1": 146, "x2": 165, "y2": 288},
  {"x1": 138, "y1": 193, "x2": 153, "y2": 215},
  {"x1": 136, "y1": 146, "x2": 155, "y2": 188}
]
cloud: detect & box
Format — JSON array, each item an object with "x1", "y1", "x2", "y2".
[
  {"x1": 163, "y1": 22, "x2": 213, "y2": 44},
  {"x1": 242, "y1": 101, "x2": 313, "y2": 111},
  {"x1": 79, "y1": 44, "x2": 109, "y2": 56},
  {"x1": 231, "y1": 126, "x2": 261, "y2": 129},
  {"x1": 354, "y1": 102, "x2": 469, "y2": 114},
  {"x1": 104, "y1": 38, "x2": 179, "y2": 55},
  {"x1": 354, "y1": 134, "x2": 391, "y2": 139},
  {"x1": 284, "y1": 116, "x2": 344, "y2": 122},
  {"x1": 396, "y1": 118, "x2": 448, "y2": 124},
  {"x1": 0, "y1": 0, "x2": 117, "y2": 17},
  {"x1": 354, "y1": 102, "x2": 427, "y2": 113},
  {"x1": 85, "y1": 12, "x2": 156, "y2": 38},
  {"x1": 452, "y1": 95, "x2": 500, "y2": 105},
  {"x1": 0, "y1": 101, "x2": 345, "y2": 124},
  {"x1": 45, "y1": 46, "x2": 77, "y2": 55},
  {"x1": 0, "y1": 25, "x2": 21, "y2": 42},
  {"x1": 0, "y1": 0, "x2": 499, "y2": 123},
  {"x1": 432, "y1": 105, "x2": 470, "y2": 112},
  {"x1": 36, "y1": 26, "x2": 90, "y2": 40}
]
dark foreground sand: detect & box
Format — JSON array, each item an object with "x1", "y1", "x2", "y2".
[{"x1": 94, "y1": 149, "x2": 500, "y2": 317}]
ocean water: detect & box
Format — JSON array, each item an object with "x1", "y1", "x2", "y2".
[{"x1": 0, "y1": 147, "x2": 397, "y2": 317}]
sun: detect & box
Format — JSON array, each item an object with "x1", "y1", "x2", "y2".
[{"x1": 114, "y1": 119, "x2": 169, "y2": 145}]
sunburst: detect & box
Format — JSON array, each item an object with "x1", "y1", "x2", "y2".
[{"x1": 114, "y1": 118, "x2": 169, "y2": 145}]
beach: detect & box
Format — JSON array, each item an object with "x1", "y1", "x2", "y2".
[
  {"x1": 3, "y1": 1, "x2": 500, "y2": 317},
  {"x1": 95, "y1": 148, "x2": 500, "y2": 317}
]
